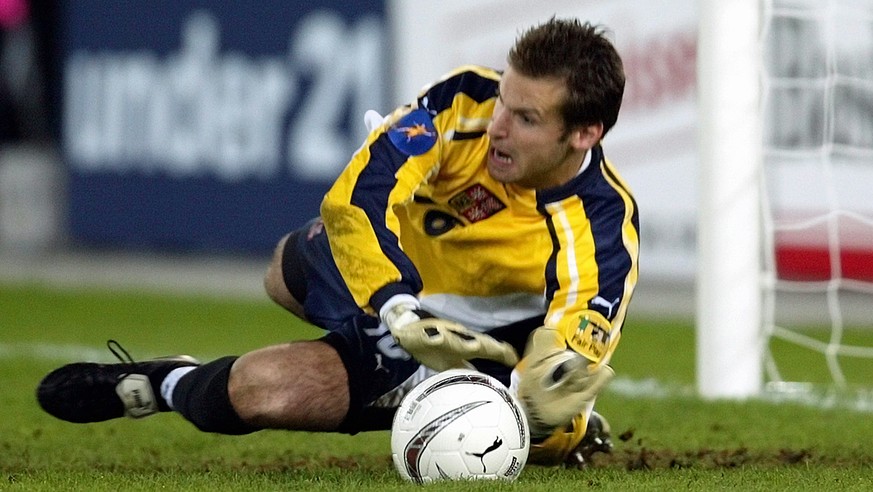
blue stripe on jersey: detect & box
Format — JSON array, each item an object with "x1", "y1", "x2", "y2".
[
  {"x1": 602, "y1": 163, "x2": 640, "y2": 235},
  {"x1": 543, "y1": 215, "x2": 562, "y2": 305},
  {"x1": 539, "y1": 146, "x2": 638, "y2": 322},
  {"x1": 421, "y1": 70, "x2": 498, "y2": 114},
  {"x1": 586, "y1": 185, "x2": 634, "y2": 321},
  {"x1": 453, "y1": 131, "x2": 486, "y2": 141},
  {"x1": 350, "y1": 134, "x2": 424, "y2": 295}
]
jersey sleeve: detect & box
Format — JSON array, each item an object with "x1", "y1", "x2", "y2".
[
  {"x1": 321, "y1": 65, "x2": 501, "y2": 315},
  {"x1": 320, "y1": 104, "x2": 440, "y2": 314},
  {"x1": 540, "y1": 155, "x2": 640, "y2": 364}
]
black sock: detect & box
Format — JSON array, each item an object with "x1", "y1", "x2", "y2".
[{"x1": 172, "y1": 356, "x2": 260, "y2": 435}]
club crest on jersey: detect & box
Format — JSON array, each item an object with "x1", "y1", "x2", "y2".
[
  {"x1": 388, "y1": 109, "x2": 438, "y2": 156},
  {"x1": 448, "y1": 184, "x2": 506, "y2": 222}
]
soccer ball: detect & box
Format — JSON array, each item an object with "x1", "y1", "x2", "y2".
[{"x1": 391, "y1": 369, "x2": 530, "y2": 483}]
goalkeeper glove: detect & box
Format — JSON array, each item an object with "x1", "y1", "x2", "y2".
[
  {"x1": 516, "y1": 326, "x2": 615, "y2": 437},
  {"x1": 363, "y1": 109, "x2": 388, "y2": 133},
  {"x1": 380, "y1": 295, "x2": 519, "y2": 372}
]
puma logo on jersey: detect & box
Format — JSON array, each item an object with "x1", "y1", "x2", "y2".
[{"x1": 591, "y1": 296, "x2": 620, "y2": 318}]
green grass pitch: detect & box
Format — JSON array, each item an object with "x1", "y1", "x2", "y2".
[{"x1": 3, "y1": 282, "x2": 873, "y2": 491}]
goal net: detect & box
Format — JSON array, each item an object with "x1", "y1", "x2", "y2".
[
  {"x1": 761, "y1": 0, "x2": 873, "y2": 405},
  {"x1": 697, "y1": 0, "x2": 873, "y2": 406}
]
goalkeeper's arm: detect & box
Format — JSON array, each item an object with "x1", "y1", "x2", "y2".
[{"x1": 379, "y1": 294, "x2": 519, "y2": 372}]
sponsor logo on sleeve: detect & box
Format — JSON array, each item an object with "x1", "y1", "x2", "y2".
[{"x1": 572, "y1": 316, "x2": 610, "y2": 360}]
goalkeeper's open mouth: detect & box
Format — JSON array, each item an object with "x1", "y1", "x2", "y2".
[{"x1": 488, "y1": 145, "x2": 514, "y2": 176}]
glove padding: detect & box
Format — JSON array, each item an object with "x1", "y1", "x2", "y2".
[
  {"x1": 384, "y1": 306, "x2": 519, "y2": 372},
  {"x1": 516, "y1": 326, "x2": 615, "y2": 437}
]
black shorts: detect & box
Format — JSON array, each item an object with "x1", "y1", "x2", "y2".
[{"x1": 281, "y1": 218, "x2": 540, "y2": 434}]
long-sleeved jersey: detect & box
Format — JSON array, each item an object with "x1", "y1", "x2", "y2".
[{"x1": 321, "y1": 65, "x2": 639, "y2": 364}]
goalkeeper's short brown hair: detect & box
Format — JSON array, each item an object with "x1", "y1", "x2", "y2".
[{"x1": 508, "y1": 17, "x2": 625, "y2": 138}]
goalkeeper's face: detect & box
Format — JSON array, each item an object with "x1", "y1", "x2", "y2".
[{"x1": 487, "y1": 66, "x2": 599, "y2": 190}]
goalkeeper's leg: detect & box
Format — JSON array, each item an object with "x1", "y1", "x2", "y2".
[
  {"x1": 263, "y1": 217, "x2": 375, "y2": 331},
  {"x1": 36, "y1": 338, "x2": 352, "y2": 434}
]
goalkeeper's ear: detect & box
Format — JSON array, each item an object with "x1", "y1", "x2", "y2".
[{"x1": 568, "y1": 120, "x2": 604, "y2": 151}]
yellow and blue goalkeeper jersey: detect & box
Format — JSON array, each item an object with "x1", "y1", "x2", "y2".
[{"x1": 321, "y1": 65, "x2": 639, "y2": 363}]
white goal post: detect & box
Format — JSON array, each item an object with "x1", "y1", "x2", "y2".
[{"x1": 696, "y1": 0, "x2": 764, "y2": 398}]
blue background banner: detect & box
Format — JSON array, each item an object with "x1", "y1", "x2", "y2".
[{"x1": 62, "y1": 1, "x2": 388, "y2": 254}]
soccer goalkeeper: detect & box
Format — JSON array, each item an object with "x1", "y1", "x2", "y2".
[{"x1": 37, "y1": 17, "x2": 638, "y2": 468}]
